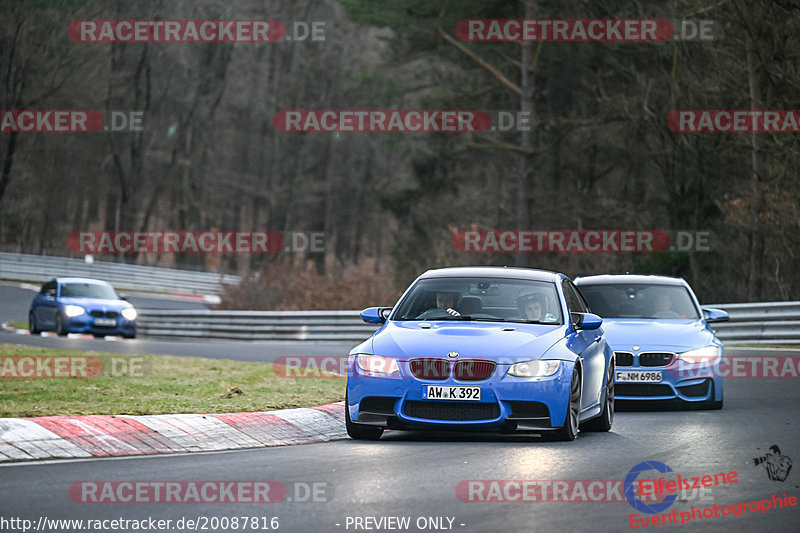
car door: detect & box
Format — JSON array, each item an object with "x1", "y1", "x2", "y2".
[
  {"x1": 35, "y1": 281, "x2": 59, "y2": 327},
  {"x1": 562, "y1": 280, "x2": 605, "y2": 411}
]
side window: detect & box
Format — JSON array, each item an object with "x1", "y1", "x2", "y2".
[
  {"x1": 41, "y1": 282, "x2": 57, "y2": 297},
  {"x1": 562, "y1": 280, "x2": 589, "y2": 316},
  {"x1": 569, "y1": 281, "x2": 590, "y2": 313}
]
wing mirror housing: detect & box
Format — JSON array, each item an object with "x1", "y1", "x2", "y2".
[
  {"x1": 573, "y1": 312, "x2": 603, "y2": 330},
  {"x1": 703, "y1": 308, "x2": 729, "y2": 323},
  {"x1": 360, "y1": 307, "x2": 391, "y2": 324}
]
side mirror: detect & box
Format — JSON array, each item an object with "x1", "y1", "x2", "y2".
[
  {"x1": 360, "y1": 307, "x2": 391, "y2": 324},
  {"x1": 118, "y1": 295, "x2": 128, "y2": 301},
  {"x1": 573, "y1": 312, "x2": 603, "y2": 330},
  {"x1": 703, "y1": 308, "x2": 729, "y2": 323}
]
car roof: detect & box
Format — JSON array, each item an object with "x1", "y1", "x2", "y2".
[
  {"x1": 574, "y1": 274, "x2": 686, "y2": 286},
  {"x1": 52, "y1": 277, "x2": 113, "y2": 285},
  {"x1": 418, "y1": 266, "x2": 564, "y2": 283}
]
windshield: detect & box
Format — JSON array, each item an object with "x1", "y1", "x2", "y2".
[
  {"x1": 392, "y1": 277, "x2": 563, "y2": 324},
  {"x1": 60, "y1": 283, "x2": 118, "y2": 300},
  {"x1": 578, "y1": 283, "x2": 700, "y2": 319}
]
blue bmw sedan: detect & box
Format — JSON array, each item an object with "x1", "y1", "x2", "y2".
[
  {"x1": 345, "y1": 267, "x2": 615, "y2": 441},
  {"x1": 575, "y1": 275, "x2": 728, "y2": 409},
  {"x1": 29, "y1": 277, "x2": 137, "y2": 338}
]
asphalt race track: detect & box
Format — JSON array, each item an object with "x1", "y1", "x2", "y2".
[
  {"x1": 1, "y1": 288, "x2": 799, "y2": 532},
  {"x1": 1, "y1": 373, "x2": 798, "y2": 532}
]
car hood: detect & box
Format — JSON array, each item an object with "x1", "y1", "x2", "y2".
[
  {"x1": 600, "y1": 318, "x2": 715, "y2": 351},
  {"x1": 361, "y1": 321, "x2": 566, "y2": 362},
  {"x1": 58, "y1": 297, "x2": 132, "y2": 310}
]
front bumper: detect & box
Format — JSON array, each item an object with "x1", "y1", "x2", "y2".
[
  {"x1": 614, "y1": 358, "x2": 723, "y2": 403},
  {"x1": 65, "y1": 317, "x2": 136, "y2": 336},
  {"x1": 346, "y1": 357, "x2": 575, "y2": 432}
]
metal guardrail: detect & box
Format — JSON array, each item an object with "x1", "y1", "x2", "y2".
[
  {"x1": 136, "y1": 302, "x2": 800, "y2": 345},
  {"x1": 0, "y1": 252, "x2": 239, "y2": 296},
  {"x1": 5, "y1": 252, "x2": 792, "y2": 344},
  {"x1": 138, "y1": 309, "x2": 379, "y2": 342},
  {"x1": 708, "y1": 301, "x2": 800, "y2": 345}
]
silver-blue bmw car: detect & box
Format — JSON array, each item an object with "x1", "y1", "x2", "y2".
[{"x1": 575, "y1": 274, "x2": 728, "y2": 409}]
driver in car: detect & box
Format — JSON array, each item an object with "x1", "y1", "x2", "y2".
[
  {"x1": 651, "y1": 293, "x2": 680, "y2": 318},
  {"x1": 436, "y1": 291, "x2": 457, "y2": 311},
  {"x1": 416, "y1": 291, "x2": 461, "y2": 318},
  {"x1": 517, "y1": 292, "x2": 556, "y2": 322}
]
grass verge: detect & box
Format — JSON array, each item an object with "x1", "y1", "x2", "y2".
[{"x1": 0, "y1": 343, "x2": 345, "y2": 417}]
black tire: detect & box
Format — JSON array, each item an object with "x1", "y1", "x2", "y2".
[
  {"x1": 546, "y1": 367, "x2": 581, "y2": 442},
  {"x1": 583, "y1": 362, "x2": 614, "y2": 432},
  {"x1": 123, "y1": 333, "x2": 137, "y2": 339},
  {"x1": 703, "y1": 382, "x2": 723, "y2": 410},
  {"x1": 345, "y1": 393, "x2": 384, "y2": 440},
  {"x1": 28, "y1": 312, "x2": 40, "y2": 334},
  {"x1": 55, "y1": 313, "x2": 68, "y2": 336}
]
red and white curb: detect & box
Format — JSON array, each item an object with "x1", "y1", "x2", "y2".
[{"x1": 0, "y1": 402, "x2": 346, "y2": 463}]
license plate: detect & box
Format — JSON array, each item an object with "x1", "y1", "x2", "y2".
[
  {"x1": 616, "y1": 370, "x2": 662, "y2": 383},
  {"x1": 95, "y1": 318, "x2": 116, "y2": 326},
  {"x1": 424, "y1": 385, "x2": 481, "y2": 401}
]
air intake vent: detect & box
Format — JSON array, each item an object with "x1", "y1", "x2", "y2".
[
  {"x1": 409, "y1": 359, "x2": 450, "y2": 380},
  {"x1": 453, "y1": 360, "x2": 495, "y2": 381}
]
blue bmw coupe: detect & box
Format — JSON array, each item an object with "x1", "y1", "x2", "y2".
[
  {"x1": 29, "y1": 277, "x2": 137, "y2": 338},
  {"x1": 345, "y1": 267, "x2": 615, "y2": 441},
  {"x1": 575, "y1": 275, "x2": 728, "y2": 409}
]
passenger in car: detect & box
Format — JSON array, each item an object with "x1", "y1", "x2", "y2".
[{"x1": 517, "y1": 292, "x2": 544, "y2": 321}]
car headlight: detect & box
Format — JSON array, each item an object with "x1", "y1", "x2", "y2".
[
  {"x1": 121, "y1": 308, "x2": 137, "y2": 321},
  {"x1": 64, "y1": 305, "x2": 86, "y2": 318},
  {"x1": 356, "y1": 355, "x2": 399, "y2": 374},
  {"x1": 676, "y1": 346, "x2": 720, "y2": 364},
  {"x1": 508, "y1": 360, "x2": 560, "y2": 377}
]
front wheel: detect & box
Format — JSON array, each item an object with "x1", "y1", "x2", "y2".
[
  {"x1": 583, "y1": 363, "x2": 614, "y2": 432},
  {"x1": 29, "y1": 312, "x2": 40, "y2": 334},
  {"x1": 546, "y1": 367, "x2": 581, "y2": 441},
  {"x1": 345, "y1": 393, "x2": 384, "y2": 440},
  {"x1": 55, "y1": 313, "x2": 68, "y2": 336}
]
